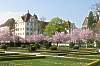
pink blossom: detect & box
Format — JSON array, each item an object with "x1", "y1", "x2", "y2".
[
  {"x1": 26, "y1": 34, "x2": 45, "y2": 43},
  {"x1": 70, "y1": 28, "x2": 93, "y2": 43},
  {"x1": 52, "y1": 32, "x2": 71, "y2": 43}
]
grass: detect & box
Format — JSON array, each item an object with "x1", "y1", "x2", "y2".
[
  {"x1": 0, "y1": 57, "x2": 91, "y2": 66},
  {"x1": 7, "y1": 47, "x2": 29, "y2": 53},
  {"x1": 66, "y1": 54, "x2": 100, "y2": 59}
]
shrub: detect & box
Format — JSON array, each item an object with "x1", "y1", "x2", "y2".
[
  {"x1": 28, "y1": 44, "x2": 38, "y2": 52},
  {"x1": 31, "y1": 46, "x2": 36, "y2": 51},
  {"x1": 69, "y1": 42, "x2": 75, "y2": 48},
  {"x1": 87, "y1": 44, "x2": 94, "y2": 48},
  {"x1": 73, "y1": 45, "x2": 79, "y2": 49},
  {"x1": 28, "y1": 44, "x2": 33, "y2": 52},
  {"x1": 51, "y1": 45, "x2": 57, "y2": 50},
  {"x1": 44, "y1": 42, "x2": 52, "y2": 49},
  {"x1": 0, "y1": 44, "x2": 7, "y2": 51},
  {"x1": 34, "y1": 43, "x2": 40, "y2": 49},
  {"x1": 96, "y1": 40, "x2": 100, "y2": 48},
  {"x1": 8, "y1": 42, "x2": 14, "y2": 47},
  {"x1": 21, "y1": 44, "x2": 26, "y2": 48}
]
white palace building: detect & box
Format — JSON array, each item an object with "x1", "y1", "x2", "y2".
[{"x1": 15, "y1": 11, "x2": 48, "y2": 39}]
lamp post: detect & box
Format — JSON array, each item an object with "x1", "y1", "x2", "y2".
[{"x1": 12, "y1": 28, "x2": 16, "y2": 47}]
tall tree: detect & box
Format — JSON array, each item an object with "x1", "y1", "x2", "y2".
[
  {"x1": 5, "y1": 18, "x2": 15, "y2": 30},
  {"x1": 5, "y1": 18, "x2": 15, "y2": 35},
  {"x1": 88, "y1": 11, "x2": 96, "y2": 30},
  {"x1": 44, "y1": 17, "x2": 70, "y2": 36},
  {"x1": 38, "y1": 21, "x2": 47, "y2": 34},
  {"x1": 63, "y1": 20, "x2": 71, "y2": 33}
]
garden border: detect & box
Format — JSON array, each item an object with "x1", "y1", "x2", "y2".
[{"x1": 86, "y1": 59, "x2": 100, "y2": 66}]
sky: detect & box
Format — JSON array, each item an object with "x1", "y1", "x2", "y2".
[{"x1": 0, "y1": 0, "x2": 100, "y2": 27}]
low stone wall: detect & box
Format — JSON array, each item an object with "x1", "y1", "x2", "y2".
[{"x1": 52, "y1": 43, "x2": 69, "y2": 46}]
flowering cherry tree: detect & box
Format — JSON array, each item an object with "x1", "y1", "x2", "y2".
[
  {"x1": 70, "y1": 29, "x2": 81, "y2": 43},
  {"x1": 26, "y1": 34, "x2": 45, "y2": 43},
  {"x1": 52, "y1": 32, "x2": 71, "y2": 46},
  {"x1": 0, "y1": 31, "x2": 25, "y2": 44},
  {"x1": 80, "y1": 28, "x2": 93, "y2": 48},
  {"x1": 70, "y1": 28, "x2": 93, "y2": 42},
  {"x1": 70, "y1": 28, "x2": 93, "y2": 48},
  {"x1": 80, "y1": 28, "x2": 93, "y2": 40},
  {"x1": 0, "y1": 32, "x2": 12, "y2": 43},
  {"x1": 13, "y1": 35, "x2": 25, "y2": 43}
]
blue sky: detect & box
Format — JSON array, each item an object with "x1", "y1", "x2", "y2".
[{"x1": 0, "y1": 0, "x2": 100, "y2": 27}]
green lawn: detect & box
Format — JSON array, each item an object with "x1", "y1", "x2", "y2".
[{"x1": 0, "y1": 57, "x2": 91, "y2": 66}]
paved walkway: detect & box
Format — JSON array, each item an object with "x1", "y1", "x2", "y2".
[
  {"x1": 5, "y1": 51, "x2": 97, "y2": 61},
  {"x1": 5, "y1": 51, "x2": 41, "y2": 55}
]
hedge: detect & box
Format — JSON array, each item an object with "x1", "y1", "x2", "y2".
[{"x1": 0, "y1": 56, "x2": 45, "y2": 61}]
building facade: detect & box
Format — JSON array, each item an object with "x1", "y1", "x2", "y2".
[
  {"x1": 15, "y1": 11, "x2": 46, "y2": 39},
  {"x1": 82, "y1": 17, "x2": 88, "y2": 29},
  {"x1": 82, "y1": 11, "x2": 100, "y2": 29}
]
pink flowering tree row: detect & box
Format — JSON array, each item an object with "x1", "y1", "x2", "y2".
[
  {"x1": 25, "y1": 28, "x2": 93, "y2": 47},
  {"x1": 26, "y1": 34, "x2": 45, "y2": 43},
  {"x1": 0, "y1": 32, "x2": 25, "y2": 44},
  {"x1": 50, "y1": 28, "x2": 93, "y2": 47},
  {"x1": 71, "y1": 28, "x2": 93, "y2": 43},
  {"x1": 0, "y1": 27, "x2": 94, "y2": 48}
]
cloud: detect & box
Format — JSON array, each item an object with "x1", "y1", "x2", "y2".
[{"x1": 0, "y1": 11, "x2": 23, "y2": 24}]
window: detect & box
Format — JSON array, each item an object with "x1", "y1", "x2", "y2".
[
  {"x1": 27, "y1": 23, "x2": 29, "y2": 25},
  {"x1": 18, "y1": 33, "x2": 19, "y2": 35},
  {"x1": 23, "y1": 28, "x2": 24, "y2": 30},
  {"x1": 26, "y1": 32, "x2": 29, "y2": 35},
  {"x1": 17, "y1": 28, "x2": 19, "y2": 31},
  {"x1": 23, "y1": 33, "x2": 24, "y2": 35},
  {"x1": 20, "y1": 28, "x2": 22, "y2": 31},
  {"x1": 30, "y1": 28, "x2": 32, "y2": 31},
  {"x1": 30, "y1": 33, "x2": 33, "y2": 35},
  {"x1": 16, "y1": 28, "x2": 19, "y2": 31},
  {"x1": 30, "y1": 22, "x2": 33, "y2": 26},
  {"x1": 27, "y1": 27, "x2": 29, "y2": 31},
  {"x1": 15, "y1": 29, "x2": 17, "y2": 31}
]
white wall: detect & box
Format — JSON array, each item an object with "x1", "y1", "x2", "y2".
[{"x1": 15, "y1": 22, "x2": 25, "y2": 38}]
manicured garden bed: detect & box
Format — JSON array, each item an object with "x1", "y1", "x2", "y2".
[{"x1": 0, "y1": 47, "x2": 100, "y2": 66}]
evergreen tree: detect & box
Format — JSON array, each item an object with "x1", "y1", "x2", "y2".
[{"x1": 88, "y1": 11, "x2": 96, "y2": 30}]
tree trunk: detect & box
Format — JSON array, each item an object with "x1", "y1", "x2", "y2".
[{"x1": 57, "y1": 42, "x2": 58, "y2": 47}]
